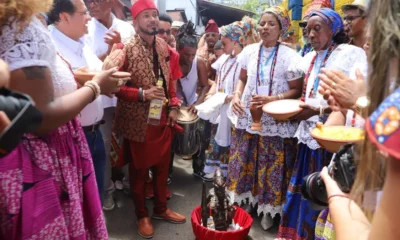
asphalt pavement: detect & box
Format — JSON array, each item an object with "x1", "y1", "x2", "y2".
[{"x1": 105, "y1": 156, "x2": 278, "y2": 240}]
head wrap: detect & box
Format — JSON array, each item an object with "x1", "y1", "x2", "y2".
[
  {"x1": 309, "y1": 8, "x2": 344, "y2": 36},
  {"x1": 263, "y1": 6, "x2": 292, "y2": 39},
  {"x1": 220, "y1": 21, "x2": 253, "y2": 47},
  {"x1": 366, "y1": 86, "x2": 400, "y2": 159},
  {"x1": 305, "y1": 0, "x2": 332, "y2": 17},
  {"x1": 205, "y1": 19, "x2": 219, "y2": 33},
  {"x1": 131, "y1": 0, "x2": 158, "y2": 20}
]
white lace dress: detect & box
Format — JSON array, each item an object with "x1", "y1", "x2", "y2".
[
  {"x1": 0, "y1": 17, "x2": 107, "y2": 239},
  {"x1": 294, "y1": 44, "x2": 368, "y2": 150},
  {"x1": 226, "y1": 43, "x2": 303, "y2": 218}
]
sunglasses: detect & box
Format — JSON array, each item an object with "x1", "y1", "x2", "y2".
[
  {"x1": 299, "y1": 22, "x2": 307, "y2": 28},
  {"x1": 158, "y1": 29, "x2": 171, "y2": 35}
]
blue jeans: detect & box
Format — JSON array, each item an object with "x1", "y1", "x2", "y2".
[{"x1": 84, "y1": 128, "x2": 106, "y2": 204}]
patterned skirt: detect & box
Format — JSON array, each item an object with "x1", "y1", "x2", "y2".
[
  {"x1": 226, "y1": 128, "x2": 297, "y2": 217},
  {"x1": 0, "y1": 119, "x2": 107, "y2": 239},
  {"x1": 204, "y1": 124, "x2": 230, "y2": 176},
  {"x1": 278, "y1": 143, "x2": 332, "y2": 240},
  {"x1": 315, "y1": 209, "x2": 336, "y2": 240}
]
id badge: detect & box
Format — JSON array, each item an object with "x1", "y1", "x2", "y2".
[
  {"x1": 258, "y1": 86, "x2": 269, "y2": 95},
  {"x1": 218, "y1": 88, "x2": 225, "y2": 93}
]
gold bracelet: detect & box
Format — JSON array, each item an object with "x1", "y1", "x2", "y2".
[
  {"x1": 84, "y1": 80, "x2": 101, "y2": 100},
  {"x1": 83, "y1": 85, "x2": 96, "y2": 102}
]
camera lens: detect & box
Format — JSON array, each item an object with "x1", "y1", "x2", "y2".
[{"x1": 302, "y1": 172, "x2": 328, "y2": 210}]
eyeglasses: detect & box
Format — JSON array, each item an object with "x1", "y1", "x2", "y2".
[
  {"x1": 75, "y1": 10, "x2": 90, "y2": 16},
  {"x1": 299, "y1": 22, "x2": 307, "y2": 28},
  {"x1": 158, "y1": 29, "x2": 171, "y2": 35},
  {"x1": 343, "y1": 15, "x2": 362, "y2": 22}
]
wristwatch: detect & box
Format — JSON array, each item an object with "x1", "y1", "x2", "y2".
[{"x1": 354, "y1": 96, "x2": 370, "y2": 118}]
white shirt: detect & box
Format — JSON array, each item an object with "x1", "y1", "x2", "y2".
[
  {"x1": 50, "y1": 26, "x2": 104, "y2": 127},
  {"x1": 177, "y1": 56, "x2": 199, "y2": 106},
  {"x1": 85, "y1": 14, "x2": 135, "y2": 108},
  {"x1": 293, "y1": 44, "x2": 368, "y2": 149}
]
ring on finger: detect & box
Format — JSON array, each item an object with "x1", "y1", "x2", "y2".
[
  {"x1": 116, "y1": 79, "x2": 124, "y2": 87},
  {"x1": 331, "y1": 81, "x2": 336, "y2": 87}
]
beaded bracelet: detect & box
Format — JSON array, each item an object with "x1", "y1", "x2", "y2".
[
  {"x1": 233, "y1": 91, "x2": 242, "y2": 97},
  {"x1": 84, "y1": 81, "x2": 100, "y2": 100},
  {"x1": 83, "y1": 85, "x2": 96, "y2": 102}
]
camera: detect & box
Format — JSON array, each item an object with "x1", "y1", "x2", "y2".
[
  {"x1": 301, "y1": 144, "x2": 357, "y2": 210},
  {"x1": 0, "y1": 87, "x2": 42, "y2": 157}
]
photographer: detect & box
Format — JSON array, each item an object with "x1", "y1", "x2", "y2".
[{"x1": 318, "y1": 0, "x2": 400, "y2": 239}]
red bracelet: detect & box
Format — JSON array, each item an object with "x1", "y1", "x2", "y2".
[{"x1": 328, "y1": 194, "x2": 349, "y2": 203}]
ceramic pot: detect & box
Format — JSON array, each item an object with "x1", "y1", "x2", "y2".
[{"x1": 250, "y1": 104, "x2": 263, "y2": 131}]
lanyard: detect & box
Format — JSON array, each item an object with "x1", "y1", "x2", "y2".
[
  {"x1": 259, "y1": 47, "x2": 277, "y2": 86},
  {"x1": 256, "y1": 43, "x2": 280, "y2": 95},
  {"x1": 301, "y1": 42, "x2": 336, "y2": 101},
  {"x1": 312, "y1": 47, "x2": 330, "y2": 98},
  {"x1": 218, "y1": 57, "x2": 238, "y2": 93}
]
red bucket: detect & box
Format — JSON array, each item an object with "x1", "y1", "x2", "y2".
[{"x1": 191, "y1": 206, "x2": 253, "y2": 240}]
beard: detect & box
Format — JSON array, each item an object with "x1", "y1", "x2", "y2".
[{"x1": 139, "y1": 25, "x2": 158, "y2": 36}]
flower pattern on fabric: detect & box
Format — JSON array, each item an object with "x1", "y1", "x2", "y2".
[
  {"x1": 366, "y1": 86, "x2": 400, "y2": 159},
  {"x1": 226, "y1": 129, "x2": 297, "y2": 217},
  {"x1": 278, "y1": 144, "x2": 333, "y2": 240}
]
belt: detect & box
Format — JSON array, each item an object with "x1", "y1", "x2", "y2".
[{"x1": 82, "y1": 120, "x2": 105, "y2": 133}]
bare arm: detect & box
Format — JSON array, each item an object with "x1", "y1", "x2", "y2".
[
  {"x1": 9, "y1": 67, "x2": 93, "y2": 135},
  {"x1": 196, "y1": 58, "x2": 211, "y2": 105},
  {"x1": 9, "y1": 66, "x2": 119, "y2": 135},
  {"x1": 325, "y1": 110, "x2": 346, "y2": 126},
  {"x1": 369, "y1": 157, "x2": 400, "y2": 240},
  {"x1": 231, "y1": 68, "x2": 247, "y2": 115}
]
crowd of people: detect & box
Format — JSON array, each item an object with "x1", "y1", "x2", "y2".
[{"x1": 0, "y1": 0, "x2": 399, "y2": 239}]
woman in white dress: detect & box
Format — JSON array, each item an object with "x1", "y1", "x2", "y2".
[
  {"x1": 227, "y1": 6, "x2": 303, "y2": 230},
  {"x1": 203, "y1": 18, "x2": 258, "y2": 177}
]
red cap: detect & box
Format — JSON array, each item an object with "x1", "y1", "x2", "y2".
[
  {"x1": 205, "y1": 19, "x2": 219, "y2": 33},
  {"x1": 131, "y1": 0, "x2": 159, "y2": 19}
]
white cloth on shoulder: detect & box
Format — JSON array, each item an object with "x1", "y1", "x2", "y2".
[
  {"x1": 195, "y1": 93, "x2": 232, "y2": 147},
  {"x1": 196, "y1": 93, "x2": 227, "y2": 123}
]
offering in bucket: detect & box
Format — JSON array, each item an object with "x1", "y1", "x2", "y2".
[{"x1": 201, "y1": 168, "x2": 236, "y2": 231}]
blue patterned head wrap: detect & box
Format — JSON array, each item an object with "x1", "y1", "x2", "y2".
[
  {"x1": 309, "y1": 8, "x2": 344, "y2": 36},
  {"x1": 220, "y1": 21, "x2": 252, "y2": 47}
]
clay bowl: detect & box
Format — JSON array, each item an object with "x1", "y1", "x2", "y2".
[
  {"x1": 262, "y1": 99, "x2": 304, "y2": 121},
  {"x1": 311, "y1": 126, "x2": 365, "y2": 153},
  {"x1": 73, "y1": 67, "x2": 131, "y2": 85}
]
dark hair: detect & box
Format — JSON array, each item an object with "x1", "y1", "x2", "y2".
[
  {"x1": 333, "y1": 30, "x2": 350, "y2": 44},
  {"x1": 342, "y1": 5, "x2": 366, "y2": 17},
  {"x1": 159, "y1": 13, "x2": 173, "y2": 25},
  {"x1": 214, "y1": 40, "x2": 222, "y2": 50},
  {"x1": 177, "y1": 20, "x2": 198, "y2": 50},
  {"x1": 47, "y1": 0, "x2": 76, "y2": 25}
]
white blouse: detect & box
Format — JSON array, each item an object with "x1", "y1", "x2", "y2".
[
  {"x1": 212, "y1": 53, "x2": 241, "y2": 95},
  {"x1": 1, "y1": 17, "x2": 77, "y2": 98},
  {"x1": 229, "y1": 43, "x2": 303, "y2": 138},
  {"x1": 294, "y1": 44, "x2": 368, "y2": 149}
]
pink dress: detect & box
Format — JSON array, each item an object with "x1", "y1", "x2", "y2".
[{"x1": 0, "y1": 17, "x2": 107, "y2": 239}]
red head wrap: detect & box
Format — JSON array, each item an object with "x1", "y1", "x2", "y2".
[
  {"x1": 131, "y1": 0, "x2": 159, "y2": 19},
  {"x1": 205, "y1": 19, "x2": 219, "y2": 33}
]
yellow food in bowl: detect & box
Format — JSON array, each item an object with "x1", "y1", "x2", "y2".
[{"x1": 313, "y1": 127, "x2": 365, "y2": 141}]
